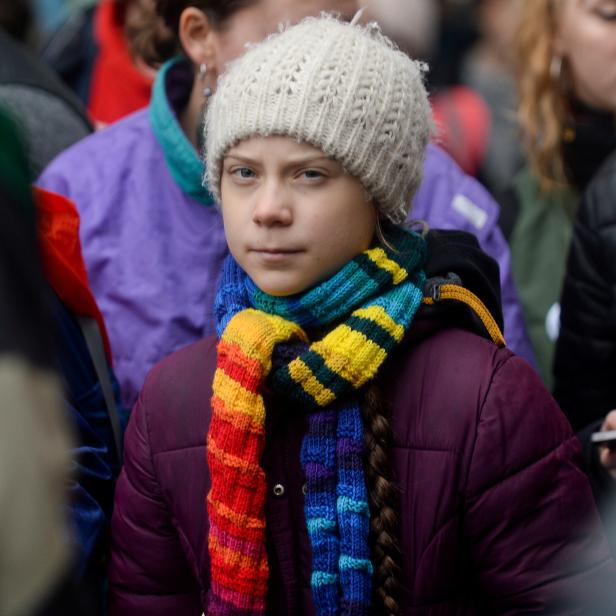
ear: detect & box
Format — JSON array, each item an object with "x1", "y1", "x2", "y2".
[{"x1": 178, "y1": 7, "x2": 217, "y2": 70}]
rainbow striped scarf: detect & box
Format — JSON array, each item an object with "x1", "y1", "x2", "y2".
[{"x1": 207, "y1": 227, "x2": 426, "y2": 615}]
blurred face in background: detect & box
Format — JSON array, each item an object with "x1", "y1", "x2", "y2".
[
  {"x1": 554, "y1": 0, "x2": 616, "y2": 111},
  {"x1": 359, "y1": 0, "x2": 439, "y2": 59},
  {"x1": 478, "y1": 0, "x2": 523, "y2": 68},
  {"x1": 205, "y1": 0, "x2": 359, "y2": 78}
]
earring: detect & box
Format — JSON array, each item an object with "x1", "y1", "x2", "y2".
[
  {"x1": 549, "y1": 54, "x2": 563, "y2": 83},
  {"x1": 199, "y1": 63, "x2": 213, "y2": 98}
]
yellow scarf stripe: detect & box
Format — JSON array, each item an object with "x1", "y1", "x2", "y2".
[
  {"x1": 221, "y1": 309, "x2": 306, "y2": 366},
  {"x1": 287, "y1": 357, "x2": 337, "y2": 406},
  {"x1": 352, "y1": 305, "x2": 406, "y2": 341},
  {"x1": 313, "y1": 325, "x2": 387, "y2": 388},
  {"x1": 211, "y1": 396, "x2": 265, "y2": 435},
  {"x1": 213, "y1": 371, "x2": 267, "y2": 425},
  {"x1": 366, "y1": 247, "x2": 408, "y2": 285}
]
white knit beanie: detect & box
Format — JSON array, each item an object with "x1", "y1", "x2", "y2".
[{"x1": 204, "y1": 13, "x2": 433, "y2": 224}]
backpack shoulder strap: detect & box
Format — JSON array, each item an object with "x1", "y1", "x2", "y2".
[
  {"x1": 422, "y1": 276, "x2": 506, "y2": 348},
  {"x1": 77, "y1": 316, "x2": 123, "y2": 465}
]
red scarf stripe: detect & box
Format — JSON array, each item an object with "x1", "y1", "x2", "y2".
[
  {"x1": 209, "y1": 581, "x2": 267, "y2": 612},
  {"x1": 217, "y1": 341, "x2": 265, "y2": 394},
  {"x1": 210, "y1": 396, "x2": 265, "y2": 435},
  {"x1": 208, "y1": 441, "x2": 265, "y2": 490},
  {"x1": 207, "y1": 508, "x2": 265, "y2": 545},
  {"x1": 207, "y1": 496, "x2": 265, "y2": 531},
  {"x1": 208, "y1": 424, "x2": 266, "y2": 466},
  {"x1": 208, "y1": 313, "x2": 302, "y2": 613}
]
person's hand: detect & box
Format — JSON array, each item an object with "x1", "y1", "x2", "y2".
[{"x1": 598, "y1": 410, "x2": 616, "y2": 480}]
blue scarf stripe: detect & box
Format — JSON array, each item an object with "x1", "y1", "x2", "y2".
[
  {"x1": 303, "y1": 403, "x2": 341, "y2": 616},
  {"x1": 303, "y1": 264, "x2": 378, "y2": 324},
  {"x1": 339, "y1": 555, "x2": 374, "y2": 572},
  {"x1": 335, "y1": 405, "x2": 372, "y2": 614}
]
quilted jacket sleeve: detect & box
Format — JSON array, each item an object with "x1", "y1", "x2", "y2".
[
  {"x1": 108, "y1": 385, "x2": 201, "y2": 615},
  {"x1": 465, "y1": 354, "x2": 616, "y2": 614},
  {"x1": 553, "y1": 156, "x2": 616, "y2": 432}
]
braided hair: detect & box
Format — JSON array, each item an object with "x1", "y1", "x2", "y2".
[{"x1": 362, "y1": 382, "x2": 403, "y2": 616}]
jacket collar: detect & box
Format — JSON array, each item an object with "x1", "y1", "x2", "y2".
[{"x1": 149, "y1": 58, "x2": 215, "y2": 205}]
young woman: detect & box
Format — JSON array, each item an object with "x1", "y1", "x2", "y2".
[
  {"x1": 37, "y1": 0, "x2": 533, "y2": 410},
  {"x1": 501, "y1": 0, "x2": 616, "y2": 387},
  {"x1": 109, "y1": 15, "x2": 615, "y2": 615}
]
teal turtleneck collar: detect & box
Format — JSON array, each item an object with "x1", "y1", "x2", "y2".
[{"x1": 149, "y1": 58, "x2": 215, "y2": 205}]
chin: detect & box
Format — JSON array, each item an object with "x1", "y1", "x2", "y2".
[
  {"x1": 252, "y1": 275, "x2": 310, "y2": 298},
  {"x1": 259, "y1": 285, "x2": 304, "y2": 298}
]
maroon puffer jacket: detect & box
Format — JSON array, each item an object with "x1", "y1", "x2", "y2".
[{"x1": 109, "y1": 326, "x2": 616, "y2": 614}]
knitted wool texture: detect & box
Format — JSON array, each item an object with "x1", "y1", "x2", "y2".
[
  {"x1": 204, "y1": 15, "x2": 432, "y2": 224},
  {"x1": 208, "y1": 228, "x2": 426, "y2": 615}
]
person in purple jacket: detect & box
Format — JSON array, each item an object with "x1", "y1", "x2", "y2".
[
  {"x1": 37, "y1": 0, "x2": 534, "y2": 411},
  {"x1": 109, "y1": 14, "x2": 614, "y2": 615}
]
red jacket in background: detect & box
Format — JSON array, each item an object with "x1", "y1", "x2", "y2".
[
  {"x1": 88, "y1": 0, "x2": 153, "y2": 127},
  {"x1": 35, "y1": 187, "x2": 112, "y2": 362}
]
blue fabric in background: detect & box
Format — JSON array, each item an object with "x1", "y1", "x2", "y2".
[
  {"x1": 50, "y1": 290, "x2": 128, "y2": 577},
  {"x1": 31, "y1": 0, "x2": 69, "y2": 34}
]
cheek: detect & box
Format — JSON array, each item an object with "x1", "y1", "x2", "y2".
[
  {"x1": 220, "y1": 197, "x2": 244, "y2": 252},
  {"x1": 567, "y1": 37, "x2": 616, "y2": 104},
  {"x1": 308, "y1": 203, "x2": 375, "y2": 261},
  {"x1": 219, "y1": 23, "x2": 268, "y2": 66}
]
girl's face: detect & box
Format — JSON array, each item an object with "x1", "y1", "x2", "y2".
[
  {"x1": 554, "y1": 0, "x2": 616, "y2": 111},
  {"x1": 208, "y1": 0, "x2": 359, "y2": 76},
  {"x1": 221, "y1": 136, "x2": 377, "y2": 297}
]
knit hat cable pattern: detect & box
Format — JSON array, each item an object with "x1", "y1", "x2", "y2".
[
  {"x1": 207, "y1": 227, "x2": 426, "y2": 615},
  {"x1": 205, "y1": 15, "x2": 433, "y2": 224}
]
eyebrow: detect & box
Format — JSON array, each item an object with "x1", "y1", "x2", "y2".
[{"x1": 224, "y1": 154, "x2": 334, "y2": 167}]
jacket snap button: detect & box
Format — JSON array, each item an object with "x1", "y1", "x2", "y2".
[
  {"x1": 302, "y1": 483, "x2": 308, "y2": 496},
  {"x1": 273, "y1": 483, "x2": 285, "y2": 497}
]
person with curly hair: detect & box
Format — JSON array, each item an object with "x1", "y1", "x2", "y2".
[{"x1": 500, "y1": 0, "x2": 616, "y2": 388}]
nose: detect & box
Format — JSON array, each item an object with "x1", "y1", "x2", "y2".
[{"x1": 252, "y1": 182, "x2": 293, "y2": 227}]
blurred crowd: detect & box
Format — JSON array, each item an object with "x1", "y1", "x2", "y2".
[{"x1": 1, "y1": 0, "x2": 616, "y2": 614}]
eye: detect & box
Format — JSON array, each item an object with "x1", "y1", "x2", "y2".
[
  {"x1": 592, "y1": 0, "x2": 616, "y2": 19},
  {"x1": 235, "y1": 167, "x2": 256, "y2": 179},
  {"x1": 595, "y1": 8, "x2": 616, "y2": 19},
  {"x1": 297, "y1": 168, "x2": 327, "y2": 183},
  {"x1": 228, "y1": 166, "x2": 257, "y2": 182}
]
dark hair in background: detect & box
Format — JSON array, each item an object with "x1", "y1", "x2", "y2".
[
  {"x1": 0, "y1": 0, "x2": 33, "y2": 42},
  {"x1": 128, "y1": 0, "x2": 257, "y2": 67}
]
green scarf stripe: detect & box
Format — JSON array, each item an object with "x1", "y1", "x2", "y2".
[
  {"x1": 353, "y1": 252, "x2": 395, "y2": 286},
  {"x1": 299, "y1": 350, "x2": 352, "y2": 400},
  {"x1": 271, "y1": 365, "x2": 323, "y2": 409},
  {"x1": 345, "y1": 315, "x2": 398, "y2": 351},
  {"x1": 382, "y1": 226, "x2": 428, "y2": 268}
]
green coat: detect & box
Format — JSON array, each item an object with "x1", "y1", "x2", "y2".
[{"x1": 507, "y1": 168, "x2": 578, "y2": 389}]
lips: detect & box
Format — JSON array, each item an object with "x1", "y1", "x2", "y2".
[
  {"x1": 254, "y1": 248, "x2": 302, "y2": 254},
  {"x1": 250, "y1": 247, "x2": 303, "y2": 262}
]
